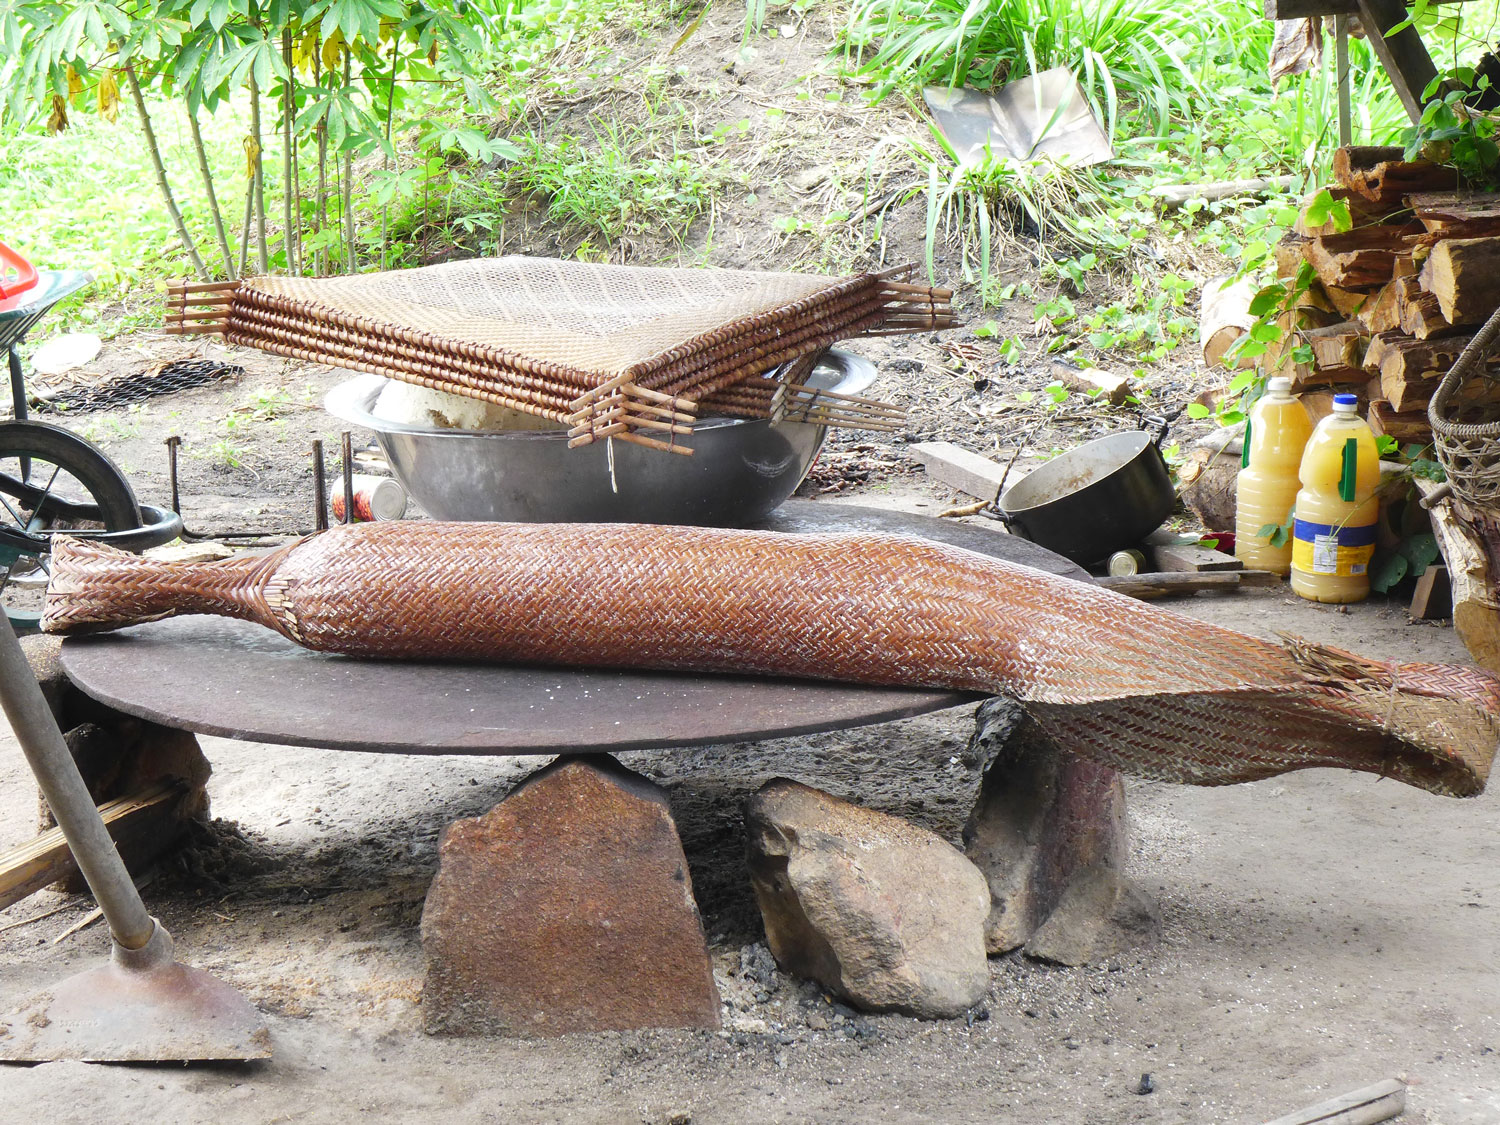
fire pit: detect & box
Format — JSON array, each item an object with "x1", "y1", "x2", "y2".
[{"x1": 324, "y1": 349, "x2": 878, "y2": 526}]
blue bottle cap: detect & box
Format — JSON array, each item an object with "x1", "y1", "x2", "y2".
[{"x1": 1333, "y1": 393, "x2": 1357, "y2": 406}]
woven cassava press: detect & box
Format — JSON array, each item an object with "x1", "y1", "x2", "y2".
[
  {"x1": 1430, "y1": 301, "x2": 1500, "y2": 506},
  {"x1": 43, "y1": 522, "x2": 1499, "y2": 798},
  {"x1": 167, "y1": 257, "x2": 952, "y2": 454}
]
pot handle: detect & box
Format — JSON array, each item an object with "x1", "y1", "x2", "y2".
[{"x1": 1139, "y1": 413, "x2": 1170, "y2": 449}]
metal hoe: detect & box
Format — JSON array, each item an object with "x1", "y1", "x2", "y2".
[{"x1": 0, "y1": 614, "x2": 270, "y2": 1061}]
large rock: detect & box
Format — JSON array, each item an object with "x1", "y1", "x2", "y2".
[
  {"x1": 1024, "y1": 864, "x2": 1163, "y2": 966},
  {"x1": 962, "y1": 696, "x2": 1128, "y2": 954},
  {"x1": 420, "y1": 754, "x2": 720, "y2": 1036},
  {"x1": 746, "y1": 778, "x2": 990, "y2": 1019}
]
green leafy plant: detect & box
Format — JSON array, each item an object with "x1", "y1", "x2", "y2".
[{"x1": 1403, "y1": 71, "x2": 1500, "y2": 189}]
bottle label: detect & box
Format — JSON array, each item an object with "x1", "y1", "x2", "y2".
[{"x1": 1292, "y1": 519, "x2": 1375, "y2": 576}]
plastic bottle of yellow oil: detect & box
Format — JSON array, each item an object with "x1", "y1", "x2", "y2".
[
  {"x1": 1290, "y1": 393, "x2": 1380, "y2": 603},
  {"x1": 1235, "y1": 375, "x2": 1312, "y2": 575}
]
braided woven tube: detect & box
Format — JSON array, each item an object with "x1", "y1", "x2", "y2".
[{"x1": 42, "y1": 523, "x2": 1498, "y2": 797}]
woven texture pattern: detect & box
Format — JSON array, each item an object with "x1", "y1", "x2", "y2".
[
  {"x1": 165, "y1": 258, "x2": 952, "y2": 455},
  {"x1": 42, "y1": 523, "x2": 1497, "y2": 797},
  {"x1": 1430, "y1": 300, "x2": 1500, "y2": 505}
]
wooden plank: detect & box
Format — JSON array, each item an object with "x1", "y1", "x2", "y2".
[
  {"x1": 1096, "y1": 570, "x2": 1280, "y2": 599},
  {"x1": 1355, "y1": 0, "x2": 1440, "y2": 123},
  {"x1": 1409, "y1": 191, "x2": 1500, "y2": 238},
  {"x1": 1410, "y1": 564, "x2": 1453, "y2": 618},
  {"x1": 1144, "y1": 528, "x2": 1244, "y2": 572},
  {"x1": 1052, "y1": 362, "x2": 1134, "y2": 405},
  {"x1": 0, "y1": 783, "x2": 183, "y2": 911},
  {"x1": 1419, "y1": 236, "x2": 1500, "y2": 324},
  {"x1": 1261, "y1": 1077, "x2": 1406, "y2": 1125},
  {"x1": 910, "y1": 441, "x2": 1011, "y2": 501}
]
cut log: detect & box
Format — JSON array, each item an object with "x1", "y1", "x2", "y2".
[
  {"x1": 1408, "y1": 191, "x2": 1500, "y2": 238},
  {"x1": 1096, "y1": 571, "x2": 1280, "y2": 599},
  {"x1": 1332, "y1": 146, "x2": 1406, "y2": 184},
  {"x1": 1289, "y1": 362, "x2": 1371, "y2": 393},
  {"x1": 1303, "y1": 225, "x2": 1418, "y2": 291},
  {"x1": 1357, "y1": 280, "x2": 1405, "y2": 332},
  {"x1": 1199, "y1": 274, "x2": 1258, "y2": 369},
  {"x1": 1275, "y1": 231, "x2": 1312, "y2": 278},
  {"x1": 1368, "y1": 399, "x2": 1432, "y2": 442},
  {"x1": 1366, "y1": 332, "x2": 1500, "y2": 410},
  {"x1": 1294, "y1": 186, "x2": 1401, "y2": 237},
  {"x1": 1418, "y1": 478, "x2": 1500, "y2": 675},
  {"x1": 1332, "y1": 146, "x2": 1460, "y2": 204},
  {"x1": 1395, "y1": 275, "x2": 1456, "y2": 338},
  {"x1": 1302, "y1": 320, "x2": 1369, "y2": 369},
  {"x1": 0, "y1": 782, "x2": 184, "y2": 911},
  {"x1": 1419, "y1": 237, "x2": 1500, "y2": 325}
]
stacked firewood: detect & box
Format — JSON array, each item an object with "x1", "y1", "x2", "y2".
[{"x1": 1274, "y1": 145, "x2": 1500, "y2": 445}]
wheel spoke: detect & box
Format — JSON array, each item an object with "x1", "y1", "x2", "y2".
[{"x1": 26, "y1": 461, "x2": 63, "y2": 534}]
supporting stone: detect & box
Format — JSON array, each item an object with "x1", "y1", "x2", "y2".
[
  {"x1": 746, "y1": 778, "x2": 990, "y2": 1019},
  {"x1": 1025, "y1": 865, "x2": 1163, "y2": 967},
  {"x1": 420, "y1": 754, "x2": 720, "y2": 1036},
  {"x1": 961, "y1": 696, "x2": 1158, "y2": 962}
]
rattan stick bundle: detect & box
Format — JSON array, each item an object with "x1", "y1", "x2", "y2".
[
  {"x1": 166, "y1": 257, "x2": 944, "y2": 452},
  {"x1": 44, "y1": 523, "x2": 1498, "y2": 798}
]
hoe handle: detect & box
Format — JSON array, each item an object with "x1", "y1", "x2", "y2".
[{"x1": 0, "y1": 616, "x2": 154, "y2": 948}]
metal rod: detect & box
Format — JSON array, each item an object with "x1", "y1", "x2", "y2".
[
  {"x1": 165, "y1": 435, "x2": 182, "y2": 515},
  {"x1": 0, "y1": 614, "x2": 155, "y2": 949},
  {"x1": 8, "y1": 343, "x2": 27, "y2": 424},
  {"x1": 312, "y1": 439, "x2": 328, "y2": 532},
  {"x1": 1335, "y1": 15, "x2": 1352, "y2": 148},
  {"x1": 340, "y1": 431, "x2": 354, "y2": 526}
]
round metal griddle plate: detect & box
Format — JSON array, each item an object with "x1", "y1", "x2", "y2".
[
  {"x1": 61, "y1": 617, "x2": 982, "y2": 755},
  {"x1": 58, "y1": 503, "x2": 1084, "y2": 755}
]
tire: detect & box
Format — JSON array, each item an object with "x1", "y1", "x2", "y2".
[{"x1": 0, "y1": 420, "x2": 142, "y2": 633}]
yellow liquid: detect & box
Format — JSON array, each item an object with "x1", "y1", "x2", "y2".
[
  {"x1": 1235, "y1": 389, "x2": 1312, "y2": 575},
  {"x1": 1289, "y1": 411, "x2": 1380, "y2": 604}
]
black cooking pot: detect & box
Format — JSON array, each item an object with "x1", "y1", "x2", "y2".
[{"x1": 994, "y1": 418, "x2": 1175, "y2": 566}]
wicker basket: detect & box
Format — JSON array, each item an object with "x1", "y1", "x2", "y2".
[{"x1": 1430, "y1": 303, "x2": 1500, "y2": 507}]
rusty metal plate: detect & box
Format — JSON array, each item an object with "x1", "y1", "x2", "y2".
[{"x1": 59, "y1": 504, "x2": 1077, "y2": 755}]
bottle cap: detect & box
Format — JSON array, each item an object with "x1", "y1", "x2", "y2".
[
  {"x1": 1332, "y1": 393, "x2": 1358, "y2": 414},
  {"x1": 1267, "y1": 376, "x2": 1292, "y2": 394}
]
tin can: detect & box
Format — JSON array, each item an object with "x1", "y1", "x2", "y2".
[
  {"x1": 1106, "y1": 549, "x2": 1146, "y2": 577},
  {"x1": 332, "y1": 474, "x2": 408, "y2": 522}
]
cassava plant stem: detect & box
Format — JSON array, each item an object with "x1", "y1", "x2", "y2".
[
  {"x1": 281, "y1": 29, "x2": 297, "y2": 274},
  {"x1": 342, "y1": 50, "x2": 355, "y2": 275},
  {"x1": 249, "y1": 68, "x2": 268, "y2": 273},
  {"x1": 186, "y1": 106, "x2": 235, "y2": 278},
  {"x1": 125, "y1": 64, "x2": 209, "y2": 280}
]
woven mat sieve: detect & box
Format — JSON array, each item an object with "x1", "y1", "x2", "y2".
[
  {"x1": 167, "y1": 257, "x2": 953, "y2": 454},
  {"x1": 42, "y1": 521, "x2": 1500, "y2": 798}
]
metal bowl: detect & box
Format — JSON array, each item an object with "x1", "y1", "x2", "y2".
[{"x1": 323, "y1": 349, "x2": 878, "y2": 526}]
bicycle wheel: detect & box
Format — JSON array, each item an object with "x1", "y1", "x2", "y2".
[{"x1": 0, "y1": 420, "x2": 141, "y2": 633}]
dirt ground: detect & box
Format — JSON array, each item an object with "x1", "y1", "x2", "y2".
[{"x1": 0, "y1": 351, "x2": 1497, "y2": 1122}]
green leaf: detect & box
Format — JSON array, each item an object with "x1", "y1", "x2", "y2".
[
  {"x1": 1370, "y1": 549, "x2": 1409, "y2": 594},
  {"x1": 1186, "y1": 402, "x2": 1211, "y2": 419},
  {"x1": 1398, "y1": 532, "x2": 1441, "y2": 576}
]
